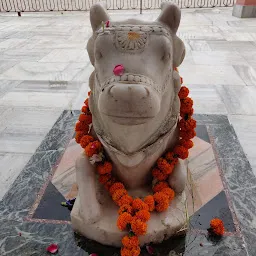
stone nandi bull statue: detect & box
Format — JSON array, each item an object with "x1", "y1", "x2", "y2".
[{"x1": 71, "y1": 2, "x2": 188, "y2": 247}]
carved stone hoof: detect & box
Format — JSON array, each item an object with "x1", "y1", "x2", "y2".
[{"x1": 168, "y1": 159, "x2": 187, "y2": 194}]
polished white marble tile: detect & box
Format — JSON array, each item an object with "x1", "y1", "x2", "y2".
[
  {"x1": 188, "y1": 40, "x2": 212, "y2": 51},
  {"x1": 179, "y1": 64, "x2": 245, "y2": 85},
  {"x1": 0, "y1": 38, "x2": 27, "y2": 49},
  {"x1": 15, "y1": 80, "x2": 80, "y2": 93},
  {"x1": 191, "y1": 51, "x2": 248, "y2": 66},
  {"x1": 217, "y1": 85, "x2": 256, "y2": 115},
  {"x1": 233, "y1": 65, "x2": 256, "y2": 86},
  {"x1": 0, "y1": 132, "x2": 45, "y2": 154},
  {"x1": 240, "y1": 51, "x2": 256, "y2": 67},
  {"x1": 227, "y1": 20, "x2": 256, "y2": 27},
  {"x1": 0, "y1": 91, "x2": 76, "y2": 108},
  {"x1": 178, "y1": 31, "x2": 224, "y2": 41},
  {"x1": 0, "y1": 107, "x2": 62, "y2": 155},
  {"x1": 0, "y1": 80, "x2": 21, "y2": 98},
  {"x1": 207, "y1": 41, "x2": 256, "y2": 52},
  {"x1": 0, "y1": 107, "x2": 62, "y2": 131},
  {"x1": 71, "y1": 82, "x2": 90, "y2": 110},
  {"x1": 71, "y1": 63, "x2": 94, "y2": 82},
  {"x1": 188, "y1": 85, "x2": 227, "y2": 114},
  {"x1": 0, "y1": 61, "x2": 18, "y2": 74},
  {"x1": 0, "y1": 153, "x2": 32, "y2": 200},
  {"x1": 0, "y1": 62, "x2": 70, "y2": 81},
  {"x1": 222, "y1": 32, "x2": 255, "y2": 42},
  {"x1": 39, "y1": 49, "x2": 89, "y2": 63},
  {"x1": 0, "y1": 49, "x2": 52, "y2": 61}
]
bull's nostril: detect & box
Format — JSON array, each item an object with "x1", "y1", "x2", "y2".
[
  {"x1": 144, "y1": 87, "x2": 150, "y2": 97},
  {"x1": 108, "y1": 85, "x2": 115, "y2": 95}
]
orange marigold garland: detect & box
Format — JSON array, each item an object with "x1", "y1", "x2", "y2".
[
  {"x1": 117, "y1": 213, "x2": 133, "y2": 231},
  {"x1": 75, "y1": 72, "x2": 196, "y2": 256},
  {"x1": 121, "y1": 246, "x2": 140, "y2": 256},
  {"x1": 131, "y1": 218, "x2": 147, "y2": 235},
  {"x1": 122, "y1": 235, "x2": 139, "y2": 249},
  {"x1": 96, "y1": 161, "x2": 113, "y2": 175},
  {"x1": 144, "y1": 195, "x2": 155, "y2": 212}
]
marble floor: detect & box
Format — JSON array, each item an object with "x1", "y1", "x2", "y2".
[{"x1": 0, "y1": 6, "x2": 256, "y2": 256}]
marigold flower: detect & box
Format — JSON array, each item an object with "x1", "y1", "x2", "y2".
[
  {"x1": 173, "y1": 145, "x2": 189, "y2": 160},
  {"x1": 131, "y1": 218, "x2": 147, "y2": 235},
  {"x1": 112, "y1": 189, "x2": 128, "y2": 203},
  {"x1": 135, "y1": 210, "x2": 150, "y2": 222},
  {"x1": 80, "y1": 135, "x2": 94, "y2": 148},
  {"x1": 179, "y1": 139, "x2": 194, "y2": 149},
  {"x1": 81, "y1": 105, "x2": 90, "y2": 114},
  {"x1": 179, "y1": 118, "x2": 196, "y2": 132},
  {"x1": 165, "y1": 152, "x2": 178, "y2": 165},
  {"x1": 117, "y1": 195, "x2": 133, "y2": 207},
  {"x1": 180, "y1": 129, "x2": 196, "y2": 140},
  {"x1": 117, "y1": 213, "x2": 133, "y2": 231},
  {"x1": 104, "y1": 178, "x2": 116, "y2": 191},
  {"x1": 84, "y1": 141, "x2": 102, "y2": 157},
  {"x1": 109, "y1": 182, "x2": 125, "y2": 195},
  {"x1": 96, "y1": 161, "x2": 113, "y2": 175},
  {"x1": 75, "y1": 122, "x2": 89, "y2": 132},
  {"x1": 132, "y1": 198, "x2": 149, "y2": 212},
  {"x1": 161, "y1": 188, "x2": 175, "y2": 201},
  {"x1": 121, "y1": 246, "x2": 140, "y2": 256},
  {"x1": 118, "y1": 204, "x2": 133, "y2": 215},
  {"x1": 153, "y1": 192, "x2": 169, "y2": 212},
  {"x1": 210, "y1": 218, "x2": 225, "y2": 236},
  {"x1": 152, "y1": 168, "x2": 168, "y2": 181},
  {"x1": 157, "y1": 158, "x2": 174, "y2": 175},
  {"x1": 180, "y1": 108, "x2": 194, "y2": 120},
  {"x1": 121, "y1": 235, "x2": 139, "y2": 249},
  {"x1": 75, "y1": 131, "x2": 86, "y2": 143},
  {"x1": 178, "y1": 86, "x2": 189, "y2": 99},
  {"x1": 99, "y1": 174, "x2": 111, "y2": 185},
  {"x1": 144, "y1": 195, "x2": 155, "y2": 212},
  {"x1": 181, "y1": 97, "x2": 193, "y2": 109},
  {"x1": 153, "y1": 181, "x2": 169, "y2": 193},
  {"x1": 84, "y1": 98, "x2": 89, "y2": 106},
  {"x1": 79, "y1": 114, "x2": 92, "y2": 124}
]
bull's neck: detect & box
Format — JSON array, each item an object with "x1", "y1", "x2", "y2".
[{"x1": 97, "y1": 124, "x2": 179, "y2": 188}]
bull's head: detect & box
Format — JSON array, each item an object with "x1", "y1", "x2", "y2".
[{"x1": 87, "y1": 2, "x2": 185, "y2": 154}]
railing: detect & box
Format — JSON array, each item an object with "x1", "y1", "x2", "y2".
[{"x1": 0, "y1": 0, "x2": 235, "y2": 13}]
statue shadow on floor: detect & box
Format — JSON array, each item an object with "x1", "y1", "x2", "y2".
[{"x1": 74, "y1": 232, "x2": 186, "y2": 256}]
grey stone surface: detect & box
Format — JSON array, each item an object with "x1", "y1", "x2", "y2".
[{"x1": 233, "y1": 4, "x2": 256, "y2": 18}]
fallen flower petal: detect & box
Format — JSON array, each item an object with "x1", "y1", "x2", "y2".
[
  {"x1": 209, "y1": 218, "x2": 225, "y2": 236},
  {"x1": 46, "y1": 244, "x2": 58, "y2": 254},
  {"x1": 89, "y1": 254, "x2": 98, "y2": 256}
]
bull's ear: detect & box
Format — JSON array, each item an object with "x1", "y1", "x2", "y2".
[
  {"x1": 173, "y1": 36, "x2": 185, "y2": 67},
  {"x1": 157, "y1": 2, "x2": 181, "y2": 34},
  {"x1": 90, "y1": 2, "x2": 110, "y2": 32}
]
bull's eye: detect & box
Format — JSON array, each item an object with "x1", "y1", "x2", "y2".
[{"x1": 95, "y1": 51, "x2": 103, "y2": 60}]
